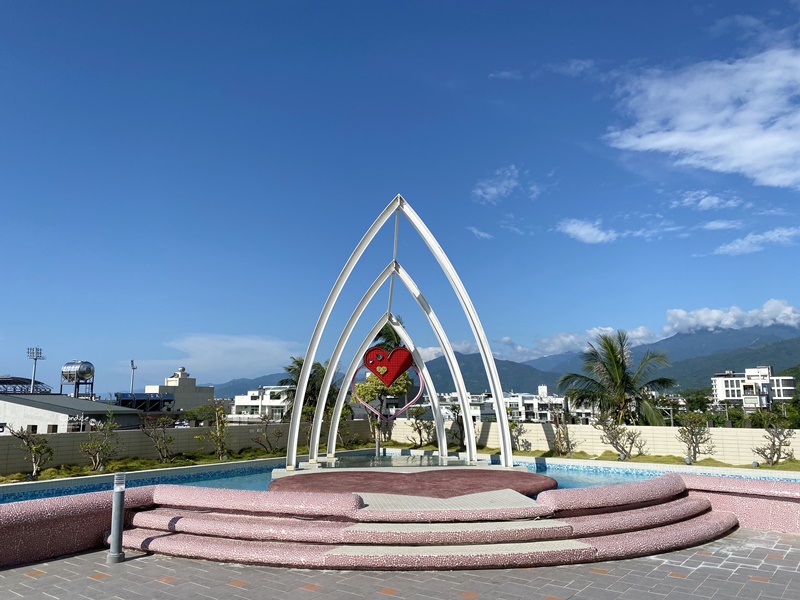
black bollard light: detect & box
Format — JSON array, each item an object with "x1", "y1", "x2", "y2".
[{"x1": 107, "y1": 472, "x2": 126, "y2": 564}]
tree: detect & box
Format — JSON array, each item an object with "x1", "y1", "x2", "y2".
[
  {"x1": 558, "y1": 330, "x2": 674, "y2": 426},
  {"x1": 407, "y1": 405, "x2": 435, "y2": 448},
  {"x1": 8, "y1": 425, "x2": 54, "y2": 479},
  {"x1": 552, "y1": 424, "x2": 581, "y2": 456},
  {"x1": 353, "y1": 371, "x2": 412, "y2": 442},
  {"x1": 592, "y1": 413, "x2": 647, "y2": 460},
  {"x1": 684, "y1": 389, "x2": 711, "y2": 413},
  {"x1": 280, "y1": 357, "x2": 340, "y2": 421},
  {"x1": 80, "y1": 407, "x2": 123, "y2": 470},
  {"x1": 139, "y1": 415, "x2": 176, "y2": 463},
  {"x1": 752, "y1": 413, "x2": 795, "y2": 465},
  {"x1": 676, "y1": 412, "x2": 715, "y2": 462},
  {"x1": 374, "y1": 320, "x2": 403, "y2": 350},
  {"x1": 193, "y1": 400, "x2": 229, "y2": 460}
]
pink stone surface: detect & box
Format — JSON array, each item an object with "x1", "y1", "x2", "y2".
[
  {"x1": 681, "y1": 474, "x2": 800, "y2": 533},
  {"x1": 536, "y1": 472, "x2": 686, "y2": 515},
  {"x1": 121, "y1": 527, "x2": 599, "y2": 570},
  {"x1": 269, "y1": 468, "x2": 557, "y2": 498},
  {"x1": 131, "y1": 507, "x2": 573, "y2": 545},
  {"x1": 6, "y1": 470, "x2": 799, "y2": 570},
  {"x1": 0, "y1": 486, "x2": 155, "y2": 568},
  {"x1": 151, "y1": 484, "x2": 363, "y2": 517},
  {"x1": 563, "y1": 496, "x2": 711, "y2": 537},
  {"x1": 589, "y1": 510, "x2": 738, "y2": 560}
]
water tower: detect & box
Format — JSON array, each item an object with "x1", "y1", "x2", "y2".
[{"x1": 60, "y1": 360, "x2": 95, "y2": 398}]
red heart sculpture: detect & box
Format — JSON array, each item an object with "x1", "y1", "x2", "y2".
[{"x1": 364, "y1": 346, "x2": 413, "y2": 387}]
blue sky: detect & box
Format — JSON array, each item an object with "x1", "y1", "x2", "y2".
[{"x1": 3, "y1": 1, "x2": 800, "y2": 394}]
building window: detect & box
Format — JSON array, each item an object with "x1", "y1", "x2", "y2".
[
  {"x1": 26, "y1": 425, "x2": 38, "y2": 433},
  {"x1": 47, "y1": 424, "x2": 58, "y2": 433}
]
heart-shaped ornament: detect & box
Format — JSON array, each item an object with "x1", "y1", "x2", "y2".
[{"x1": 363, "y1": 346, "x2": 413, "y2": 387}]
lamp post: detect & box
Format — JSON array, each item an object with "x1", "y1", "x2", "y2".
[
  {"x1": 130, "y1": 360, "x2": 137, "y2": 394},
  {"x1": 26, "y1": 347, "x2": 45, "y2": 393}
]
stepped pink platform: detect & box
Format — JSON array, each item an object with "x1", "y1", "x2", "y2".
[{"x1": 116, "y1": 471, "x2": 739, "y2": 570}]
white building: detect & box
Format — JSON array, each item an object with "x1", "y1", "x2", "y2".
[
  {"x1": 436, "y1": 386, "x2": 593, "y2": 424},
  {"x1": 0, "y1": 394, "x2": 141, "y2": 434},
  {"x1": 144, "y1": 367, "x2": 215, "y2": 412},
  {"x1": 232, "y1": 385, "x2": 293, "y2": 420},
  {"x1": 711, "y1": 366, "x2": 796, "y2": 412}
]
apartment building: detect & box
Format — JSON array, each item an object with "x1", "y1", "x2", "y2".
[{"x1": 711, "y1": 366, "x2": 796, "y2": 412}]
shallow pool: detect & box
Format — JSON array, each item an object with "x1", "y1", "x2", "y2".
[{"x1": 186, "y1": 464, "x2": 655, "y2": 492}]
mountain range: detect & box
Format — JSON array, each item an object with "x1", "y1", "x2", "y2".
[{"x1": 211, "y1": 325, "x2": 800, "y2": 397}]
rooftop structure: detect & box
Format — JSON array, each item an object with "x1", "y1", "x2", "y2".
[
  {"x1": 144, "y1": 367, "x2": 215, "y2": 412},
  {"x1": 0, "y1": 375, "x2": 52, "y2": 395}
]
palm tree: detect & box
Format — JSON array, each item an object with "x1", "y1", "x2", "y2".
[
  {"x1": 373, "y1": 318, "x2": 403, "y2": 350},
  {"x1": 557, "y1": 330, "x2": 674, "y2": 426},
  {"x1": 280, "y1": 357, "x2": 341, "y2": 421}
]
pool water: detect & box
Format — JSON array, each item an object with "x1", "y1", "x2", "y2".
[{"x1": 186, "y1": 464, "x2": 655, "y2": 492}]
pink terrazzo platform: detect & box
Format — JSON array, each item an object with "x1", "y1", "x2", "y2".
[
  {"x1": 0, "y1": 486, "x2": 155, "y2": 568},
  {"x1": 269, "y1": 468, "x2": 557, "y2": 498},
  {"x1": 680, "y1": 473, "x2": 800, "y2": 533}
]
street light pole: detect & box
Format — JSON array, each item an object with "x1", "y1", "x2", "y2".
[
  {"x1": 27, "y1": 347, "x2": 45, "y2": 394},
  {"x1": 130, "y1": 360, "x2": 137, "y2": 394}
]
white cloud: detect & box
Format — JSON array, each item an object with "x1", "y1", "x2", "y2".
[
  {"x1": 126, "y1": 334, "x2": 303, "y2": 387},
  {"x1": 701, "y1": 219, "x2": 744, "y2": 230},
  {"x1": 467, "y1": 226, "x2": 493, "y2": 240},
  {"x1": 529, "y1": 183, "x2": 544, "y2": 199},
  {"x1": 548, "y1": 59, "x2": 596, "y2": 77},
  {"x1": 671, "y1": 190, "x2": 742, "y2": 211},
  {"x1": 606, "y1": 46, "x2": 800, "y2": 189},
  {"x1": 416, "y1": 346, "x2": 443, "y2": 362},
  {"x1": 664, "y1": 299, "x2": 800, "y2": 334},
  {"x1": 713, "y1": 226, "x2": 800, "y2": 255},
  {"x1": 523, "y1": 326, "x2": 658, "y2": 360},
  {"x1": 472, "y1": 165, "x2": 520, "y2": 204},
  {"x1": 488, "y1": 70, "x2": 523, "y2": 80},
  {"x1": 556, "y1": 218, "x2": 618, "y2": 243}
]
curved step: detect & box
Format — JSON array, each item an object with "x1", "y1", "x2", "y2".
[
  {"x1": 537, "y1": 472, "x2": 686, "y2": 516},
  {"x1": 150, "y1": 485, "x2": 363, "y2": 518},
  {"x1": 563, "y1": 496, "x2": 711, "y2": 537},
  {"x1": 131, "y1": 508, "x2": 573, "y2": 545},
  {"x1": 588, "y1": 510, "x2": 738, "y2": 560},
  {"x1": 121, "y1": 511, "x2": 737, "y2": 570},
  {"x1": 121, "y1": 528, "x2": 597, "y2": 570}
]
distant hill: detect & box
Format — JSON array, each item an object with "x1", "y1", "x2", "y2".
[
  {"x1": 663, "y1": 336, "x2": 800, "y2": 389},
  {"x1": 525, "y1": 325, "x2": 800, "y2": 377},
  {"x1": 211, "y1": 325, "x2": 800, "y2": 397},
  {"x1": 211, "y1": 373, "x2": 287, "y2": 398},
  {"x1": 425, "y1": 352, "x2": 561, "y2": 394}
]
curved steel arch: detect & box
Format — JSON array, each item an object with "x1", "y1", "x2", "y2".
[
  {"x1": 285, "y1": 195, "x2": 513, "y2": 469},
  {"x1": 307, "y1": 260, "x2": 481, "y2": 462}
]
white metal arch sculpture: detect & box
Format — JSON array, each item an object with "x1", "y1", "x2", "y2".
[
  {"x1": 306, "y1": 261, "x2": 480, "y2": 463},
  {"x1": 305, "y1": 263, "x2": 453, "y2": 462},
  {"x1": 285, "y1": 195, "x2": 513, "y2": 468}
]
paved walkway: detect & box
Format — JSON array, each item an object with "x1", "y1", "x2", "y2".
[{"x1": 2, "y1": 528, "x2": 798, "y2": 600}]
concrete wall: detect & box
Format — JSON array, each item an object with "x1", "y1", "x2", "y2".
[
  {"x1": 0, "y1": 420, "x2": 372, "y2": 476},
  {"x1": 389, "y1": 419, "x2": 795, "y2": 465}
]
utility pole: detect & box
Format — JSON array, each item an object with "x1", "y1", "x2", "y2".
[
  {"x1": 130, "y1": 360, "x2": 137, "y2": 394},
  {"x1": 27, "y1": 347, "x2": 45, "y2": 393}
]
